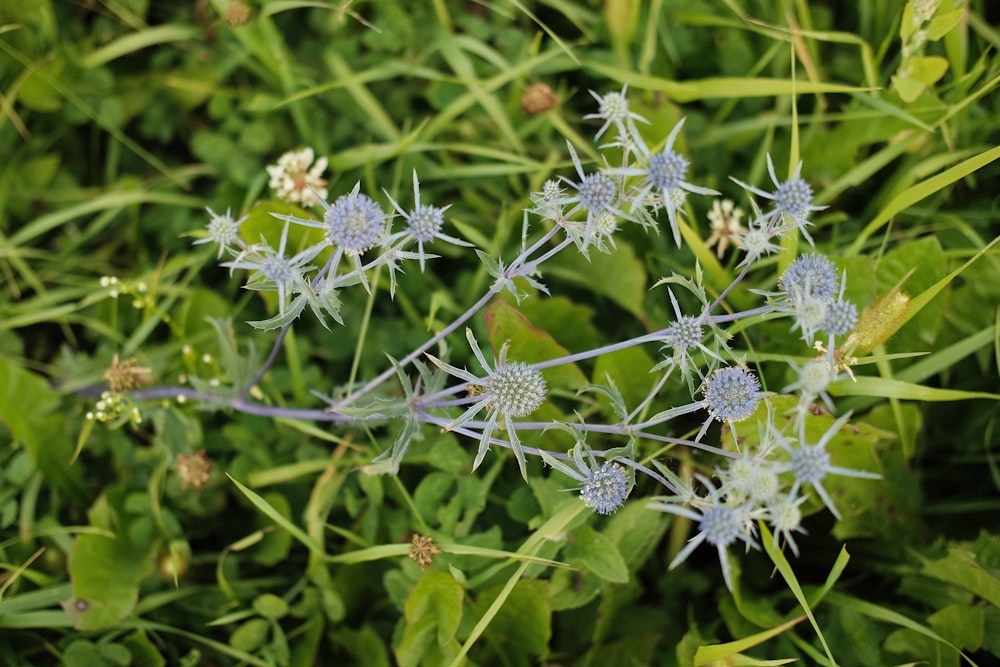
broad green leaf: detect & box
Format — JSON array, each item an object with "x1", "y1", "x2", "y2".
[
  {"x1": 65, "y1": 533, "x2": 152, "y2": 630},
  {"x1": 0, "y1": 358, "x2": 86, "y2": 501},
  {"x1": 473, "y1": 580, "x2": 551, "y2": 662},
  {"x1": 546, "y1": 239, "x2": 647, "y2": 320},
  {"x1": 252, "y1": 493, "x2": 294, "y2": 566},
  {"x1": 928, "y1": 604, "x2": 986, "y2": 651},
  {"x1": 484, "y1": 300, "x2": 588, "y2": 390},
  {"x1": 603, "y1": 501, "x2": 670, "y2": 569},
  {"x1": 564, "y1": 524, "x2": 629, "y2": 583},
  {"x1": 920, "y1": 547, "x2": 1000, "y2": 608},
  {"x1": 396, "y1": 571, "x2": 464, "y2": 667}
]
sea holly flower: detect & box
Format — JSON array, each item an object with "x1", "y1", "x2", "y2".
[
  {"x1": 777, "y1": 254, "x2": 839, "y2": 305},
  {"x1": 698, "y1": 366, "x2": 765, "y2": 442},
  {"x1": 278, "y1": 182, "x2": 387, "y2": 292},
  {"x1": 735, "y1": 198, "x2": 782, "y2": 268},
  {"x1": 384, "y1": 171, "x2": 473, "y2": 271},
  {"x1": 653, "y1": 283, "x2": 727, "y2": 393},
  {"x1": 583, "y1": 84, "x2": 648, "y2": 141},
  {"x1": 771, "y1": 412, "x2": 881, "y2": 520},
  {"x1": 558, "y1": 142, "x2": 633, "y2": 247},
  {"x1": 426, "y1": 328, "x2": 547, "y2": 480},
  {"x1": 610, "y1": 117, "x2": 719, "y2": 246},
  {"x1": 223, "y1": 221, "x2": 320, "y2": 319},
  {"x1": 541, "y1": 442, "x2": 631, "y2": 515},
  {"x1": 765, "y1": 493, "x2": 808, "y2": 556},
  {"x1": 195, "y1": 207, "x2": 247, "y2": 259},
  {"x1": 648, "y1": 475, "x2": 762, "y2": 591},
  {"x1": 266, "y1": 147, "x2": 329, "y2": 207},
  {"x1": 731, "y1": 154, "x2": 826, "y2": 244}
]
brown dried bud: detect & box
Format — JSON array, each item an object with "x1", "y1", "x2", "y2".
[
  {"x1": 224, "y1": 1, "x2": 252, "y2": 27},
  {"x1": 102, "y1": 355, "x2": 152, "y2": 392},
  {"x1": 521, "y1": 82, "x2": 559, "y2": 115},
  {"x1": 408, "y1": 534, "x2": 442, "y2": 570}
]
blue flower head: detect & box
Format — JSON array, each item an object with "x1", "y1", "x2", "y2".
[
  {"x1": 778, "y1": 254, "x2": 839, "y2": 305},
  {"x1": 732, "y1": 155, "x2": 826, "y2": 244},
  {"x1": 540, "y1": 441, "x2": 631, "y2": 515},
  {"x1": 323, "y1": 184, "x2": 386, "y2": 255},
  {"x1": 648, "y1": 475, "x2": 762, "y2": 591},
  {"x1": 385, "y1": 171, "x2": 472, "y2": 272}
]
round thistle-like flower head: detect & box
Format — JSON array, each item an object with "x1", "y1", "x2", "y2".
[
  {"x1": 581, "y1": 462, "x2": 630, "y2": 515},
  {"x1": 576, "y1": 172, "x2": 617, "y2": 213},
  {"x1": 596, "y1": 90, "x2": 629, "y2": 124},
  {"x1": 790, "y1": 444, "x2": 831, "y2": 485},
  {"x1": 488, "y1": 361, "x2": 547, "y2": 418},
  {"x1": 406, "y1": 205, "x2": 445, "y2": 243},
  {"x1": 196, "y1": 207, "x2": 246, "y2": 257},
  {"x1": 699, "y1": 503, "x2": 744, "y2": 549},
  {"x1": 663, "y1": 315, "x2": 703, "y2": 353},
  {"x1": 772, "y1": 175, "x2": 815, "y2": 222},
  {"x1": 797, "y1": 359, "x2": 835, "y2": 396},
  {"x1": 779, "y1": 254, "x2": 839, "y2": 305},
  {"x1": 647, "y1": 150, "x2": 690, "y2": 192},
  {"x1": 823, "y1": 299, "x2": 858, "y2": 336},
  {"x1": 703, "y1": 367, "x2": 762, "y2": 423},
  {"x1": 593, "y1": 210, "x2": 619, "y2": 239},
  {"x1": 542, "y1": 179, "x2": 562, "y2": 201},
  {"x1": 324, "y1": 189, "x2": 385, "y2": 254}
]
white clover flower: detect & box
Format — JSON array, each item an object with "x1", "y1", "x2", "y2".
[
  {"x1": 266, "y1": 147, "x2": 328, "y2": 207},
  {"x1": 705, "y1": 199, "x2": 746, "y2": 258},
  {"x1": 427, "y1": 328, "x2": 547, "y2": 480},
  {"x1": 194, "y1": 207, "x2": 248, "y2": 258}
]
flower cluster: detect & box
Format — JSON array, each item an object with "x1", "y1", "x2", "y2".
[{"x1": 183, "y1": 86, "x2": 883, "y2": 593}]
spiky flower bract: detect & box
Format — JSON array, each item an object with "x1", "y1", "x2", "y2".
[
  {"x1": 559, "y1": 142, "x2": 633, "y2": 247},
  {"x1": 610, "y1": 118, "x2": 719, "y2": 246},
  {"x1": 427, "y1": 329, "x2": 547, "y2": 479},
  {"x1": 223, "y1": 221, "x2": 319, "y2": 319},
  {"x1": 540, "y1": 440, "x2": 632, "y2": 515}
]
